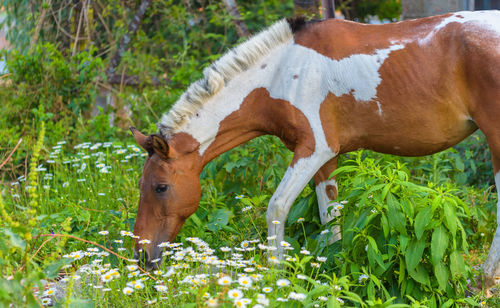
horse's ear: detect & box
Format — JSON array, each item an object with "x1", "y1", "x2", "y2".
[
  {"x1": 150, "y1": 134, "x2": 173, "y2": 160},
  {"x1": 130, "y1": 127, "x2": 151, "y2": 153}
]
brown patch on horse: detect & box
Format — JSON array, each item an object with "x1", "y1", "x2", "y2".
[
  {"x1": 318, "y1": 22, "x2": 478, "y2": 156},
  {"x1": 325, "y1": 184, "x2": 337, "y2": 200},
  {"x1": 202, "y1": 87, "x2": 315, "y2": 166},
  {"x1": 293, "y1": 15, "x2": 449, "y2": 61}
]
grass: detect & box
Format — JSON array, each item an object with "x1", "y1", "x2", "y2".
[{"x1": 2, "y1": 134, "x2": 499, "y2": 307}]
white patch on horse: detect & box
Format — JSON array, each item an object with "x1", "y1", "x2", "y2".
[
  {"x1": 267, "y1": 151, "x2": 335, "y2": 256},
  {"x1": 484, "y1": 170, "x2": 500, "y2": 283},
  {"x1": 174, "y1": 39, "x2": 404, "y2": 155},
  {"x1": 420, "y1": 11, "x2": 500, "y2": 44}
]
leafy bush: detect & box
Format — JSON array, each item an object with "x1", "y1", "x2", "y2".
[{"x1": 329, "y1": 152, "x2": 475, "y2": 306}]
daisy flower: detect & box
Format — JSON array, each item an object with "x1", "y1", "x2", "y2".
[
  {"x1": 122, "y1": 287, "x2": 134, "y2": 295},
  {"x1": 217, "y1": 276, "x2": 232, "y2": 286},
  {"x1": 276, "y1": 278, "x2": 290, "y2": 287},
  {"x1": 227, "y1": 288, "x2": 243, "y2": 299},
  {"x1": 98, "y1": 230, "x2": 109, "y2": 235},
  {"x1": 238, "y1": 276, "x2": 252, "y2": 288},
  {"x1": 206, "y1": 298, "x2": 218, "y2": 307},
  {"x1": 262, "y1": 287, "x2": 273, "y2": 293},
  {"x1": 359, "y1": 274, "x2": 369, "y2": 283}
]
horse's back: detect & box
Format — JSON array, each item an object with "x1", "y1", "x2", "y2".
[{"x1": 293, "y1": 12, "x2": 500, "y2": 156}]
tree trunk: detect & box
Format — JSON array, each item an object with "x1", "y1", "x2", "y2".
[
  {"x1": 321, "y1": 0, "x2": 335, "y2": 19},
  {"x1": 93, "y1": 0, "x2": 153, "y2": 126},
  {"x1": 223, "y1": 0, "x2": 250, "y2": 38},
  {"x1": 293, "y1": 0, "x2": 320, "y2": 18}
]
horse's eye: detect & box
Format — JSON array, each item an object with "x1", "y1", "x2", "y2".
[{"x1": 155, "y1": 184, "x2": 168, "y2": 194}]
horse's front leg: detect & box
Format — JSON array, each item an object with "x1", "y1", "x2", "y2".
[{"x1": 266, "y1": 150, "x2": 335, "y2": 258}]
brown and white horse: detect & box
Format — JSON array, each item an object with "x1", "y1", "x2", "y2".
[{"x1": 131, "y1": 11, "x2": 500, "y2": 287}]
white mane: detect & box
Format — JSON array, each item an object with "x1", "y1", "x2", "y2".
[{"x1": 158, "y1": 19, "x2": 293, "y2": 137}]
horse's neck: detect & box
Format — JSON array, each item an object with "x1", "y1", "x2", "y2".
[{"x1": 173, "y1": 44, "x2": 310, "y2": 166}]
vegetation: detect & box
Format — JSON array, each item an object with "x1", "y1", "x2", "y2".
[{"x1": 0, "y1": 0, "x2": 497, "y2": 307}]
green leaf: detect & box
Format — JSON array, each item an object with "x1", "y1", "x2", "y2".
[
  {"x1": 386, "y1": 193, "x2": 407, "y2": 235},
  {"x1": 405, "y1": 239, "x2": 426, "y2": 272},
  {"x1": 414, "y1": 206, "x2": 432, "y2": 240},
  {"x1": 434, "y1": 262, "x2": 449, "y2": 290},
  {"x1": 327, "y1": 296, "x2": 341, "y2": 308},
  {"x1": 443, "y1": 203, "x2": 457, "y2": 236},
  {"x1": 4, "y1": 229, "x2": 26, "y2": 251},
  {"x1": 287, "y1": 197, "x2": 310, "y2": 224},
  {"x1": 43, "y1": 258, "x2": 72, "y2": 279},
  {"x1": 431, "y1": 226, "x2": 449, "y2": 265},
  {"x1": 408, "y1": 263, "x2": 430, "y2": 286},
  {"x1": 450, "y1": 250, "x2": 465, "y2": 279},
  {"x1": 206, "y1": 209, "x2": 233, "y2": 232}
]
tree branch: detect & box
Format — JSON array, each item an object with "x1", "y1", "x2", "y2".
[
  {"x1": 223, "y1": 0, "x2": 250, "y2": 38},
  {"x1": 105, "y1": 0, "x2": 153, "y2": 80}
]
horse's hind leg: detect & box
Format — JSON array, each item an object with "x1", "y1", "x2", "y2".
[
  {"x1": 481, "y1": 149, "x2": 500, "y2": 289},
  {"x1": 314, "y1": 157, "x2": 341, "y2": 242}
]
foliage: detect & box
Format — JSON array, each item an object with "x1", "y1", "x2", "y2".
[
  {"x1": 330, "y1": 152, "x2": 473, "y2": 306},
  {"x1": 0, "y1": 0, "x2": 497, "y2": 306}
]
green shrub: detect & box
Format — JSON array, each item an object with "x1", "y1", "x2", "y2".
[{"x1": 329, "y1": 152, "x2": 475, "y2": 307}]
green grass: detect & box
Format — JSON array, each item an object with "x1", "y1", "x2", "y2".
[{"x1": 1, "y1": 133, "x2": 499, "y2": 307}]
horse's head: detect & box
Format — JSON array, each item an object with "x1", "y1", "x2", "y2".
[{"x1": 130, "y1": 127, "x2": 201, "y2": 269}]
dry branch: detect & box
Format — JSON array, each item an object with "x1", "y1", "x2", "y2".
[
  {"x1": 0, "y1": 138, "x2": 22, "y2": 170},
  {"x1": 223, "y1": 0, "x2": 250, "y2": 38},
  {"x1": 105, "y1": 0, "x2": 153, "y2": 80}
]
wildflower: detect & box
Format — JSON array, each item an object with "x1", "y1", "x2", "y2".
[
  {"x1": 280, "y1": 241, "x2": 291, "y2": 248},
  {"x1": 122, "y1": 287, "x2": 134, "y2": 295},
  {"x1": 98, "y1": 230, "x2": 109, "y2": 235},
  {"x1": 43, "y1": 289, "x2": 55, "y2": 297},
  {"x1": 238, "y1": 276, "x2": 252, "y2": 288},
  {"x1": 133, "y1": 282, "x2": 144, "y2": 290},
  {"x1": 257, "y1": 294, "x2": 269, "y2": 306},
  {"x1": 267, "y1": 235, "x2": 277, "y2": 241},
  {"x1": 235, "y1": 194, "x2": 245, "y2": 199},
  {"x1": 272, "y1": 220, "x2": 280, "y2": 225},
  {"x1": 297, "y1": 274, "x2": 307, "y2": 280},
  {"x1": 337, "y1": 298, "x2": 345, "y2": 303},
  {"x1": 320, "y1": 229, "x2": 330, "y2": 235},
  {"x1": 147, "y1": 299, "x2": 157, "y2": 305},
  {"x1": 289, "y1": 291, "x2": 307, "y2": 301},
  {"x1": 41, "y1": 298, "x2": 52, "y2": 305},
  {"x1": 359, "y1": 274, "x2": 369, "y2": 283},
  {"x1": 318, "y1": 296, "x2": 328, "y2": 301},
  {"x1": 262, "y1": 287, "x2": 273, "y2": 293},
  {"x1": 276, "y1": 278, "x2": 290, "y2": 287},
  {"x1": 240, "y1": 241, "x2": 249, "y2": 248},
  {"x1": 311, "y1": 262, "x2": 320, "y2": 268},
  {"x1": 297, "y1": 217, "x2": 305, "y2": 223},
  {"x1": 227, "y1": 288, "x2": 243, "y2": 299},
  {"x1": 234, "y1": 298, "x2": 249, "y2": 307},
  {"x1": 300, "y1": 249, "x2": 310, "y2": 255},
  {"x1": 220, "y1": 246, "x2": 231, "y2": 252},
  {"x1": 206, "y1": 298, "x2": 218, "y2": 307},
  {"x1": 114, "y1": 239, "x2": 123, "y2": 244},
  {"x1": 101, "y1": 273, "x2": 113, "y2": 282},
  {"x1": 217, "y1": 276, "x2": 232, "y2": 286},
  {"x1": 317, "y1": 256, "x2": 327, "y2": 262},
  {"x1": 242, "y1": 206, "x2": 252, "y2": 212},
  {"x1": 120, "y1": 230, "x2": 133, "y2": 237},
  {"x1": 153, "y1": 270, "x2": 163, "y2": 275},
  {"x1": 154, "y1": 285, "x2": 168, "y2": 292},
  {"x1": 138, "y1": 239, "x2": 151, "y2": 245},
  {"x1": 126, "y1": 265, "x2": 138, "y2": 271}
]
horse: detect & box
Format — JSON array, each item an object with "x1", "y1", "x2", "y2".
[{"x1": 130, "y1": 11, "x2": 500, "y2": 288}]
